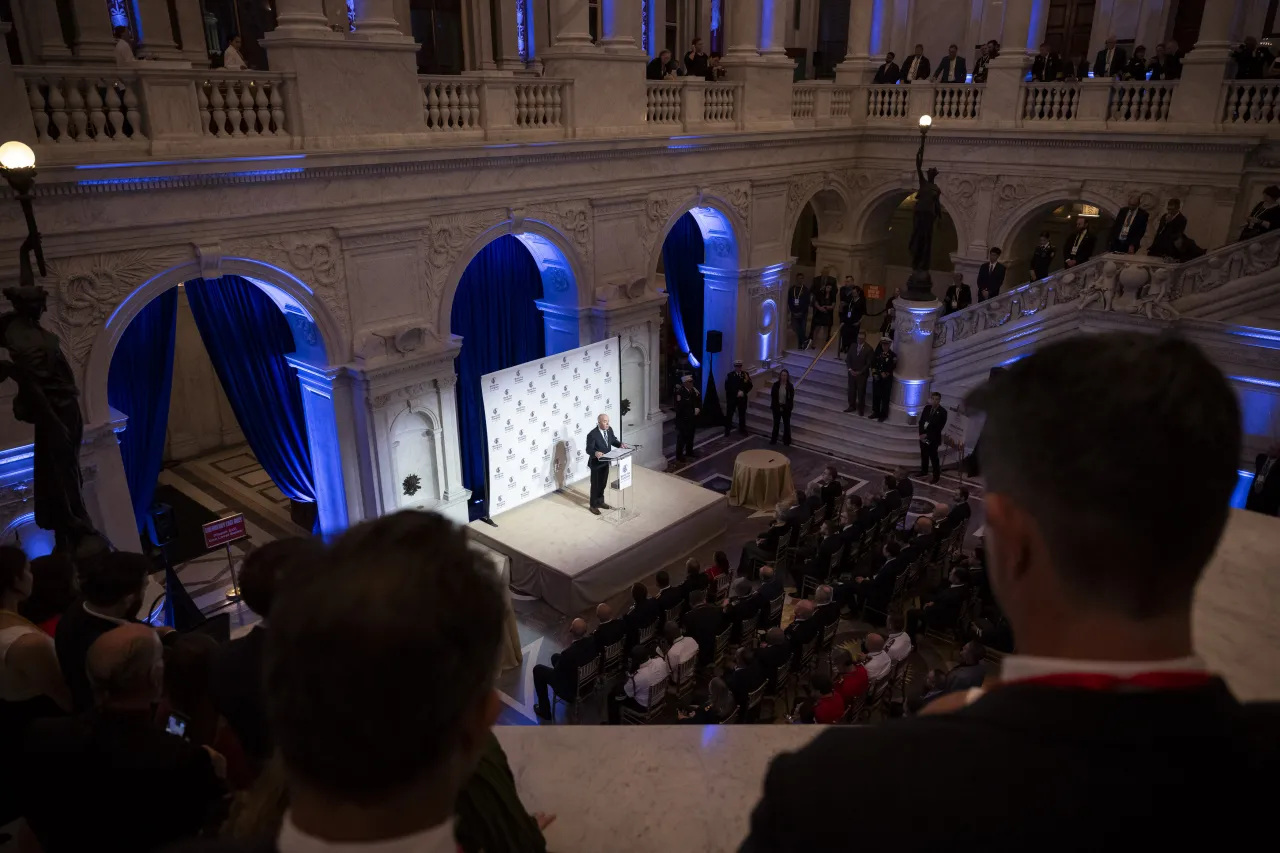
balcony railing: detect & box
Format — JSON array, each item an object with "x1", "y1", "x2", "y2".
[
  {"x1": 1107, "y1": 81, "x2": 1176, "y2": 123},
  {"x1": 933, "y1": 84, "x2": 983, "y2": 119},
  {"x1": 866, "y1": 84, "x2": 910, "y2": 120},
  {"x1": 1220, "y1": 81, "x2": 1280, "y2": 127},
  {"x1": 1022, "y1": 82, "x2": 1080, "y2": 122},
  {"x1": 791, "y1": 83, "x2": 817, "y2": 119},
  {"x1": 418, "y1": 76, "x2": 571, "y2": 139},
  {"x1": 645, "y1": 79, "x2": 742, "y2": 131},
  {"x1": 646, "y1": 81, "x2": 683, "y2": 124}
]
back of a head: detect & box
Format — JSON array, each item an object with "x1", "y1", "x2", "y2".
[
  {"x1": 966, "y1": 333, "x2": 1239, "y2": 619},
  {"x1": 240, "y1": 537, "x2": 324, "y2": 619},
  {"x1": 732, "y1": 577, "x2": 753, "y2": 599},
  {"x1": 164, "y1": 632, "x2": 219, "y2": 713},
  {"x1": 266, "y1": 511, "x2": 505, "y2": 802},
  {"x1": 656, "y1": 570, "x2": 670, "y2": 589},
  {"x1": 632, "y1": 583, "x2": 647, "y2": 605},
  {"x1": 689, "y1": 588, "x2": 707, "y2": 607},
  {"x1": 22, "y1": 553, "x2": 78, "y2": 623},
  {"x1": 596, "y1": 602, "x2": 613, "y2": 622},
  {"x1": 815, "y1": 585, "x2": 832, "y2": 606},
  {"x1": 80, "y1": 551, "x2": 150, "y2": 608},
  {"x1": 87, "y1": 624, "x2": 162, "y2": 705},
  {"x1": 714, "y1": 550, "x2": 730, "y2": 572},
  {"x1": 765, "y1": 627, "x2": 785, "y2": 647},
  {"x1": 866, "y1": 633, "x2": 885, "y2": 652},
  {"x1": 760, "y1": 566, "x2": 774, "y2": 583},
  {"x1": 686, "y1": 558, "x2": 701, "y2": 577},
  {"x1": 888, "y1": 613, "x2": 905, "y2": 633},
  {"x1": 832, "y1": 647, "x2": 853, "y2": 670},
  {"x1": 0, "y1": 545, "x2": 27, "y2": 595},
  {"x1": 795, "y1": 600, "x2": 814, "y2": 620},
  {"x1": 664, "y1": 621, "x2": 681, "y2": 643}
]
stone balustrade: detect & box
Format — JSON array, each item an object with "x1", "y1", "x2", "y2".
[
  {"x1": 199, "y1": 73, "x2": 290, "y2": 139},
  {"x1": 1021, "y1": 82, "x2": 1080, "y2": 122},
  {"x1": 1220, "y1": 81, "x2": 1280, "y2": 128},
  {"x1": 932, "y1": 84, "x2": 983, "y2": 120},
  {"x1": 419, "y1": 76, "x2": 571, "y2": 139},
  {"x1": 645, "y1": 79, "x2": 742, "y2": 131},
  {"x1": 1107, "y1": 80, "x2": 1176, "y2": 123},
  {"x1": 19, "y1": 68, "x2": 148, "y2": 145}
]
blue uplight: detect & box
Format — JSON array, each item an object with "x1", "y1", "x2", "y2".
[
  {"x1": 74, "y1": 154, "x2": 307, "y2": 169},
  {"x1": 79, "y1": 168, "x2": 305, "y2": 186}
]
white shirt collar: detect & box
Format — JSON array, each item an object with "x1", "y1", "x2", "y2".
[
  {"x1": 83, "y1": 601, "x2": 130, "y2": 625},
  {"x1": 1001, "y1": 654, "x2": 1206, "y2": 685},
  {"x1": 279, "y1": 814, "x2": 457, "y2": 853}
]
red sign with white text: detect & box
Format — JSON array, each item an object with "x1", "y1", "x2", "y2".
[
  {"x1": 864, "y1": 285, "x2": 885, "y2": 300},
  {"x1": 202, "y1": 514, "x2": 247, "y2": 550}
]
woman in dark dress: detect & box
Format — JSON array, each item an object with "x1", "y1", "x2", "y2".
[{"x1": 770, "y1": 368, "x2": 795, "y2": 446}]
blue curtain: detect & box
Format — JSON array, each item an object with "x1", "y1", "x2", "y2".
[
  {"x1": 662, "y1": 212, "x2": 706, "y2": 368},
  {"x1": 107, "y1": 288, "x2": 178, "y2": 534},
  {"x1": 185, "y1": 276, "x2": 317, "y2": 514},
  {"x1": 452, "y1": 236, "x2": 545, "y2": 520}
]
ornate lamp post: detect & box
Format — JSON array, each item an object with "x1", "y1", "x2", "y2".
[
  {"x1": 905, "y1": 114, "x2": 941, "y2": 301},
  {"x1": 0, "y1": 140, "x2": 45, "y2": 288}
]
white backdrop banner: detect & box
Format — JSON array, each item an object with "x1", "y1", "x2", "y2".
[{"x1": 482, "y1": 337, "x2": 622, "y2": 517}]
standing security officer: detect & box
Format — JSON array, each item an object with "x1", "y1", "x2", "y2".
[
  {"x1": 837, "y1": 276, "x2": 866, "y2": 357},
  {"x1": 869, "y1": 338, "x2": 898, "y2": 422},
  {"x1": 673, "y1": 373, "x2": 701, "y2": 463},
  {"x1": 787, "y1": 273, "x2": 810, "y2": 350},
  {"x1": 723, "y1": 359, "x2": 753, "y2": 437}
]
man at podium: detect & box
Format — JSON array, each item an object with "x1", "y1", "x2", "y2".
[{"x1": 586, "y1": 413, "x2": 628, "y2": 515}]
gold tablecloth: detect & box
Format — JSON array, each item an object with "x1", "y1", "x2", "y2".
[{"x1": 727, "y1": 449, "x2": 796, "y2": 512}]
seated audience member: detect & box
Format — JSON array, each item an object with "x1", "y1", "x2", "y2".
[
  {"x1": 839, "y1": 496, "x2": 866, "y2": 542},
  {"x1": 831, "y1": 648, "x2": 869, "y2": 705},
  {"x1": 895, "y1": 471, "x2": 913, "y2": 503},
  {"x1": 914, "y1": 668, "x2": 948, "y2": 709},
  {"x1": 22, "y1": 625, "x2": 226, "y2": 851},
  {"x1": 820, "y1": 466, "x2": 844, "y2": 516},
  {"x1": 532, "y1": 617, "x2": 596, "y2": 720},
  {"x1": 948, "y1": 487, "x2": 971, "y2": 526},
  {"x1": 56, "y1": 551, "x2": 153, "y2": 711},
  {"x1": 943, "y1": 640, "x2": 987, "y2": 692},
  {"x1": 680, "y1": 676, "x2": 739, "y2": 724},
  {"x1": 848, "y1": 541, "x2": 905, "y2": 614},
  {"x1": 899, "y1": 516, "x2": 935, "y2": 564},
  {"x1": 592, "y1": 602, "x2": 628, "y2": 666},
  {"x1": 923, "y1": 566, "x2": 971, "y2": 632},
  {"x1": 724, "y1": 577, "x2": 761, "y2": 643},
  {"x1": 813, "y1": 584, "x2": 840, "y2": 631},
  {"x1": 794, "y1": 521, "x2": 842, "y2": 590},
  {"x1": 744, "y1": 331, "x2": 1279, "y2": 850},
  {"x1": 932, "y1": 502, "x2": 954, "y2": 538},
  {"x1": 655, "y1": 569, "x2": 684, "y2": 618},
  {"x1": 625, "y1": 582, "x2": 662, "y2": 648},
  {"x1": 738, "y1": 502, "x2": 791, "y2": 576},
  {"x1": 258, "y1": 510, "x2": 507, "y2": 853},
  {"x1": 784, "y1": 488, "x2": 812, "y2": 527},
  {"x1": 679, "y1": 558, "x2": 711, "y2": 606},
  {"x1": 213, "y1": 537, "x2": 322, "y2": 769},
  {"x1": 18, "y1": 553, "x2": 78, "y2": 636},
  {"x1": 682, "y1": 588, "x2": 726, "y2": 667},
  {"x1": 809, "y1": 673, "x2": 845, "y2": 724},
  {"x1": 608, "y1": 646, "x2": 670, "y2": 724},
  {"x1": 707, "y1": 550, "x2": 733, "y2": 594},
  {"x1": 162, "y1": 632, "x2": 253, "y2": 790},
  {"x1": 725, "y1": 646, "x2": 766, "y2": 716},
  {"x1": 757, "y1": 627, "x2": 791, "y2": 692},
  {"x1": 785, "y1": 600, "x2": 819, "y2": 670},
  {"x1": 884, "y1": 613, "x2": 913, "y2": 664},
  {"x1": 758, "y1": 566, "x2": 785, "y2": 627},
  {"x1": 861, "y1": 632, "x2": 892, "y2": 682},
  {"x1": 661, "y1": 620, "x2": 699, "y2": 684}
]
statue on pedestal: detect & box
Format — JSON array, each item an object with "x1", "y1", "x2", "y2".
[{"x1": 906, "y1": 143, "x2": 942, "y2": 301}]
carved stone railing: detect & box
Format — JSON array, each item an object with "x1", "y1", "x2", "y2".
[
  {"x1": 933, "y1": 84, "x2": 983, "y2": 120},
  {"x1": 703, "y1": 82, "x2": 740, "y2": 124},
  {"x1": 831, "y1": 86, "x2": 853, "y2": 117},
  {"x1": 512, "y1": 81, "x2": 567, "y2": 129},
  {"x1": 791, "y1": 82, "x2": 817, "y2": 119},
  {"x1": 199, "y1": 73, "x2": 290, "y2": 139},
  {"x1": 1219, "y1": 80, "x2": 1280, "y2": 128},
  {"x1": 1021, "y1": 82, "x2": 1080, "y2": 122},
  {"x1": 1107, "y1": 81, "x2": 1176, "y2": 123},
  {"x1": 1171, "y1": 230, "x2": 1280, "y2": 300},
  {"x1": 417, "y1": 76, "x2": 572, "y2": 139},
  {"x1": 19, "y1": 67, "x2": 148, "y2": 144},
  {"x1": 866, "y1": 84, "x2": 910, "y2": 119},
  {"x1": 420, "y1": 78, "x2": 483, "y2": 133},
  {"x1": 645, "y1": 81, "x2": 683, "y2": 124}
]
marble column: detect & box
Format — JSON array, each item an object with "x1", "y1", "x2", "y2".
[
  {"x1": 1169, "y1": 0, "x2": 1240, "y2": 125},
  {"x1": 21, "y1": 0, "x2": 73, "y2": 62},
  {"x1": 723, "y1": 0, "x2": 760, "y2": 60},
  {"x1": 68, "y1": 0, "x2": 117, "y2": 62},
  {"x1": 548, "y1": 0, "x2": 594, "y2": 47},
  {"x1": 888, "y1": 297, "x2": 943, "y2": 424},
  {"x1": 984, "y1": 0, "x2": 1047, "y2": 126},
  {"x1": 172, "y1": 0, "x2": 211, "y2": 64},
  {"x1": 464, "y1": 0, "x2": 500, "y2": 70},
  {"x1": 353, "y1": 0, "x2": 405, "y2": 37},
  {"x1": 493, "y1": 0, "x2": 525, "y2": 68},
  {"x1": 289, "y1": 359, "x2": 353, "y2": 537},
  {"x1": 135, "y1": 0, "x2": 184, "y2": 60},
  {"x1": 274, "y1": 0, "x2": 333, "y2": 34},
  {"x1": 835, "y1": 0, "x2": 875, "y2": 84},
  {"x1": 600, "y1": 0, "x2": 642, "y2": 51},
  {"x1": 758, "y1": 0, "x2": 788, "y2": 61}
]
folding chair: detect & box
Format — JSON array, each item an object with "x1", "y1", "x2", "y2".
[
  {"x1": 551, "y1": 658, "x2": 599, "y2": 723},
  {"x1": 664, "y1": 602, "x2": 684, "y2": 627},
  {"x1": 668, "y1": 654, "x2": 700, "y2": 702},
  {"x1": 636, "y1": 619, "x2": 658, "y2": 650},
  {"x1": 714, "y1": 572, "x2": 731, "y2": 603},
  {"x1": 736, "y1": 613, "x2": 759, "y2": 649},
  {"x1": 599, "y1": 638, "x2": 626, "y2": 682},
  {"x1": 745, "y1": 681, "x2": 767, "y2": 722},
  {"x1": 712, "y1": 625, "x2": 732, "y2": 671},
  {"x1": 620, "y1": 676, "x2": 670, "y2": 724}
]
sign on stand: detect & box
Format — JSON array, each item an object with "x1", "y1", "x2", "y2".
[
  {"x1": 864, "y1": 285, "x2": 885, "y2": 300},
  {"x1": 619, "y1": 455, "x2": 633, "y2": 489},
  {"x1": 201, "y1": 514, "x2": 249, "y2": 602}
]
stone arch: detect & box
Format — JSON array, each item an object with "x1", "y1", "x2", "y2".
[
  {"x1": 388, "y1": 406, "x2": 443, "y2": 510},
  {"x1": 437, "y1": 216, "x2": 587, "y2": 339},
  {"x1": 850, "y1": 182, "x2": 971, "y2": 250},
  {"x1": 783, "y1": 179, "x2": 856, "y2": 248},
  {"x1": 991, "y1": 188, "x2": 1124, "y2": 249},
  {"x1": 646, "y1": 194, "x2": 747, "y2": 282}
]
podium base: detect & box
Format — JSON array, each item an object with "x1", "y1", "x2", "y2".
[{"x1": 600, "y1": 506, "x2": 640, "y2": 526}]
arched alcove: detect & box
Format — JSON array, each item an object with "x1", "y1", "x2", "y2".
[
  {"x1": 1005, "y1": 200, "x2": 1120, "y2": 283},
  {"x1": 858, "y1": 189, "x2": 962, "y2": 301},
  {"x1": 390, "y1": 408, "x2": 441, "y2": 510}
]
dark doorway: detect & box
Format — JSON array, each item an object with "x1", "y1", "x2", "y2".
[{"x1": 410, "y1": 0, "x2": 465, "y2": 73}]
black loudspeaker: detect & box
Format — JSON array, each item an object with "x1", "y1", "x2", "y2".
[
  {"x1": 706, "y1": 330, "x2": 723, "y2": 353},
  {"x1": 146, "y1": 502, "x2": 174, "y2": 548}
]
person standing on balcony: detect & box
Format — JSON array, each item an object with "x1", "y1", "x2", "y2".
[
  {"x1": 1093, "y1": 35, "x2": 1127, "y2": 79},
  {"x1": 973, "y1": 41, "x2": 999, "y2": 84},
  {"x1": 838, "y1": 276, "x2": 866, "y2": 356},
  {"x1": 1031, "y1": 43, "x2": 1062, "y2": 82},
  {"x1": 1030, "y1": 232, "x2": 1056, "y2": 280},
  {"x1": 222, "y1": 35, "x2": 249, "y2": 71},
  {"x1": 770, "y1": 369, "x2": 795, "y2": 445},
  {"x1": 1123, "y1": 45, "x2": 1150, "y2": 81},
  {"x1": 809, "y1": 273, "x2": 838, "y2": 352},
  {"x1": 943, "y1": 273, "x2": 972, "y2": 315},
  {"x1": 113, "y1": 27, "x2": 139, "y2": 66},
  {"x1": 899, "y1": 45, "x2": 931, "y2": 83},
  {"x1": 977, "y1": 248, "x2": 1006, "y2": 302},
  {"x1": 1148, "y1": 199, "x2": 1188, "y2": 260},
  {"x1": 1149, "y1": 43, "x2": 1171, "y2": 80},
  {"x1": 932, "y1": 45, "x2": 967, "y2": 83},
  {"x1": 1239, "y1": 186, "x2": 1280, "y2": 241},
  {"x1": 1067, "y1": 53, "x2": 1091, "y2": 81},
  {"x1": 1109, "y1": 195, "x2": 1149, "y2": 254},
  {"x1": 1231, "y1": 37, "x2": 1274, "y2": 80},
  {"x1": 788, "y1": 273, "x2": 810, "y2": 350},
  {"x1": 874, "y1": 52, "x2": 900, "y2": 84},
  {"x1": 682, "y1": 37, "x2": 709, "y2": 78},
  {"x1": 1064, "y1": 217, "x2": 1096, "y2": 267},
  {"x1": 869, "y1": 339, "x2": 897, "y2": 423}
]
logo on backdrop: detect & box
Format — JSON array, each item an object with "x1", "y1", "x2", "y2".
[
  {"x1": 538, "y1": 362, "x2": 548, "y2": 377},
  {"x1": 490, "y1": 407, "x2": 500, "y2": 421}
]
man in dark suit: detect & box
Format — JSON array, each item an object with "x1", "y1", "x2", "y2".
[
  {"x1": 809, "y1": 271, "x2": 838, "y2": 351},
  {"x1": 873, "y1": 52, "x2": 900, "y2": 84},
  {"x1": 1245, "y1": 444, "x2": 1280, "y2": 516},
  {"x1": 932, "y1": 44, "x2": 966, "y2": 83},
  {"x1": 784, "y1": 600, "x2": 819, "y2": 670},
  {"x1": 786, "y1": 272, "x2": 810, "y2": 349},
  {"x1": 724, "y1": 359, "x2": 753, "y2": 436},
  {"x1": 844, "y1": 330, "x2": 873, "y2": 415},
  {"x1": 819, "y1": 465, "x2": 843, "y2": 515},
  {"x1": 947, "y1": 486, "x2": 971, "y2": 527},
  {"x1": 756, "y1": 627, "x2": 791, "y2": 692},
  {"x1": 21, "y1": 625, "x2": 225, "y2": 852},
  {"x1": 1239, "y1": 185, "x2": 1280, "y2": 242},
  {"x1": 1109, "y1": 194, "x2": 1149, "y2": 254},
  {"x1": 898, "y1": 44, "x2": 930, "y2": 82},
  {"x1": 976, "y1": 248, "x2": 1005, "y2": 302},
  {"x1": 1064, "y1": 216, "x2": 1096, "y2": 267},
  {"x1": 681, "y1": 588, "x2": 725, "y2": 667},
  {"x1": 943, "y1": 640, "x2": 987, "y2": 691},
  {"x1": 758, "y1": 566, "x2": 785, "y2": 628},
  {"x1": 592, "y1": 602, "x2": 628, "y2": 669},
  {"x1": 725, "y1": 646, "x2": 766, "y2": 719},
  {"x1": 1030, "y1": 42, "x2": 1061, "y2": 81},
  {"x1": 1030, "y1": 231, "x2": 1056, "y2": 280},
  {"x1": 624, "y1": 582, "x2": 662, "y2": 648},
  {"x1": 724, "y1": 577, "x2": 761, "y2": 643},
  {"x1": 1148, "y1": 198, "x2": 1188, "y2": 259},
  {"x1": 1093, "y1": 34, "x2": 1127, "y2": 79},
  {"x1": 813, "y1": 584, "x2": 841, "y2": 632},
  {"x1": 922, "y1": 565, "x2": 971, "y2": 631},
  {"x1": 869, "y1": 338, "x2": 897, "y2": 422},
  {"x1": 837, "y1": 276, "x2": 865, "y2": 356},
  {"x1": 584, "y1": 412, "x2": 626, "y2": 515},
  {"x1": 847, "y1": 542, "x2": 905, "y2": 615},
  {"x1": 655, "y1": 569, "x2": 684, "y2": 620},
  {"x1": 673, "y1": 372, "x2": 700, "y2": 462},
  {"x1": 1231, "y1": 36, "x2": 1274, "y2": 80},
  {"x1": 942, "y1": 273, "x2": 971, "y2": 315},
  {"x1": 918, "y1": 391, "x2": 948, "y2": 483},
  {"x1": 794, "y1": 521, "x2": 843, "y2": 591},
  {"x1": 742, "y1": 332, "x2": 1277, "y2": 853},
  {"x1": 533, "y1": 618, "x2": 597, "y2": 719}
]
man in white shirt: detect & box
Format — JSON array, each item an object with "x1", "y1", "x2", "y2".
[
  {"x1": 662, "y1": 620, "x2": 699, "y2": 683},
  {"x1": 862, "y1": 632, "x2": 892, "y2": 681},
  {"x1": 222, "y1": 34, "x2": 249, "y2": 71},
  {"x1": 609, "y1": 646, "x2": 670, "y2": 722},
  {"x1": 113, "y1": 27, "x2": 138, "y2": 66},
  {"x1": 884, "y1": 614, "x2": 913, "y2": 663}
]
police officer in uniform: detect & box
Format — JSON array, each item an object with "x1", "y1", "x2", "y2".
[
  {"x1": 837, "y1": 276, "x2": 865, "y2": 358},
  {"x1": 869, "y1": 338, "x2": 898, "y2": 422},
  {"x1": 809, "y1": 272, "x2": 838, "y2": 351},
  {"x1": 673, "y1": 373, "x2": 701, "y2": 463},
  {"x1": 787, "y1": 273, "x2": 810, "y2": 350},
  {"x1": 723, "y1": 359, "x2": 753, "y2": 437}
]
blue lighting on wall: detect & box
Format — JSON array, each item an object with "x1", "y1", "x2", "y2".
[
  {"x1": 760, "y1": 1, "x2": 773, "y2": 48},
  {"x1": 109, "y1": 1, "x2": 130, "y2": 28},
  {"x1": 869, "y1": 0, "x2": 885, "y2": 54},
  {"x1": 1230, "y1": 470, "x2": 1254, "y2": 509},
  {"x1": 75, "y1": 154, "x2": 307, "y2": 170},
  {"x1": 78, "y1": 168, "x2": 305, "y2": 187},
  {"x1": 1229, "y1": 375, "x2": 1280, "y2": 389}
]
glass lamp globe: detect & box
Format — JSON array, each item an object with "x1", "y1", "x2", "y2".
[
  {"x1": 918, "y1": 114, "x2": 933, "y2": 129},
  {"x1": 0, "y1": 141, "x2": 36, "y2": 170}
]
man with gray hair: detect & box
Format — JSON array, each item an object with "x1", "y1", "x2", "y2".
[
  {"x1": 21, "y1": 624, "x2": 225, "y2": 851},
  {"x1": 724, "y1": 576, "x2": 761, "y2": 644},
  {"x1": 814, "y1": 584, "x2": 840, "y2": 634}
]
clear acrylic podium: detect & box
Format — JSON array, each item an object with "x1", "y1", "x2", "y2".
[{"x1": 602, "y1": 447, "x2": 639, "y2": 525}]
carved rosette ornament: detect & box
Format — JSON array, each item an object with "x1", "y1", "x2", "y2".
[{"x1": 420, "y1": 209, "x2": 508, "y2": 333}]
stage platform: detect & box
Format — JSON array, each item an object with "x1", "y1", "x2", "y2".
[{"x1": 467, "y1": 467, "x2": 727, "y2": 615}]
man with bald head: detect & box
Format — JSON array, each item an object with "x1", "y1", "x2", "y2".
[
  {"x1": 861, "y1": 632, "x2": 892, "y2": 681},
  {"x1": 21, "y1": 624, "x2": 225, "y2": 851},
  {"x1": 592, "y1": 601, "x2": 627, "y2": 669},
  {"x1": 533, "y1": 617, "x2": 596, "y2": 720}
]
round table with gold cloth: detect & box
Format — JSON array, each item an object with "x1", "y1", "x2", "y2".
[{"x1": 726, "y1": 449, "x2": 796, "y2": 512}]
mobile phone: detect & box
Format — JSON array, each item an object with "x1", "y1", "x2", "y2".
[{"x1": 165, "y1": 711, "x2": 189, "y2": 739}]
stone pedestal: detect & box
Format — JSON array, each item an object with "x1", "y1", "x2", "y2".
[
  {"x1": 888, "y1": 297, "x2": 943, "y2": 425},
  {"x1": 834, "y1": 0, "x2": 877, "y2": 85},
  {"x1": 136, "y1": 0, "x2": 184, "y2": 60},
  {"x1": 540, "y1": 53, "x2": 648, "y2": 137}
]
